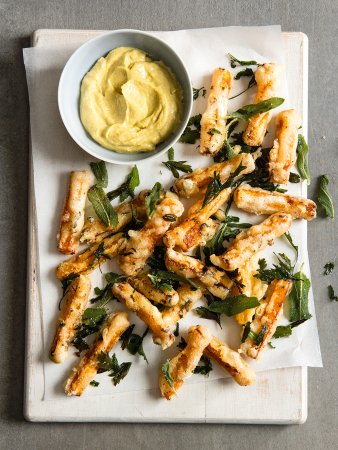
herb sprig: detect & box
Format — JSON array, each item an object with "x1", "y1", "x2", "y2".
[
  {"x1": 98, "y1": 352, "x2": 132, "y2": 386},
  {"x1": 193, "y1": 86, "x2": 206, "y2": 100},
  {"x1": 120, "y1": 325, "x2": 149, "y2": 363},
  {"x1": 317, "y1": 175, "x2": 334, "y2": 219},
  {"x1": 107, "y1": 166, "x2": 140, "y2": 202},
  {"x1": 179, "y1": 114, "x2": 201, "y2": 144},
  {"x1": 162, "y1": 148, "x2": 192, "y2": 178}
]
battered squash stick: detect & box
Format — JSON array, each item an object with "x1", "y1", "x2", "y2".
[
  {"x1": 269, "y1": 109, "x2": 302, "y2": 184},
  {"x1": 234, "y1": 184, "x2": 316, "y2": 220},
  {"x1": 230, "y1": 253, "x2": 268, "y2": 325},
  {"x1": 57, "y1": 170, "x2": 92, "y2": 255},
  {"x1": 173, "y1": 153, "x2": 256, "y2": 198},
  {"x1": 80, "y1": 190, "x2": 149, "y2": 244},
  {"x1": 129, "y1": 272, "x2": 179, "y2": 307},
  {"x1": 162, "y1": 284, "x2": 203, "y2": 328},
  {"x1": 164, "y1": 188, "x2": 231, "y2": 252},
  {"x1": 210, "y1": 213, "x2": 292, "y2": 271},
  {"x1": 200, "y1": 68, "x2": 232, "y2": 156},
  {"x1": 159, "y1": 325, "x2": 212, "y2": 400},
  {"x1": 240, "y1": 279, "x2": 292, "y2": 360},
  {"x1": 165, "y1": 248, "x2": 233, "y2": 299},
  {"x1": 204, "y1": 336, "x2": 256, "y2": 386},
  {"x1": 64, "y1": 312, "x2": 130, "y2": 396},
  {"x1": 50, "y1": 275, "x2": 91, "y2": 363},
  {"x1": 112, "y1": 282, "x2": 175, "y2": 349},
  {"x1": 56, "y1": 232, "x2": 126, "y2": 280},
  {"x1": 118, "y1": 194, "x2": 184, "y2": 276},
  {"x1": 243, "y1": 63, "x2": 282, "y2": 146}
]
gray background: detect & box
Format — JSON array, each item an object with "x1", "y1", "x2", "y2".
[{"x1": 0, "y1": 0, "x2": 337, "y2": 449}]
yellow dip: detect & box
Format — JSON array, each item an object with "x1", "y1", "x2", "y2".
[{"x1": 80, "y1": 47, "x2": 183, "y2": 153}]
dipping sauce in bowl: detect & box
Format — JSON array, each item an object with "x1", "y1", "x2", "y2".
[{"x1": 80, "y1": 47, "x2": 183, "y2": 153}]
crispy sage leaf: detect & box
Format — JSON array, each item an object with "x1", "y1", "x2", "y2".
[
  {"x1": 148, "y1": 269, "x2": 200, "y2": 291},
  {"x1": 328, "y1": 285, "x2": 338, "y2": 301},
  {"x1": 179, "y1": 114, "x2": 201, "y2": 144},
  {"x1": 229, "y1": 97, "x2": 284, "y2": 121},
  {"x1": 227, "y1": 53, "x2": 258, "y2": 68},
  {"x1": 107, "y1": 165, "x2": 140, "y2": 202},
  {"x1": 89, "y1": 160, "x2": 108, "y2": 188},
  {"x1": 145, "y1": 182, "x2": 162, "y2": 218},
  {"x1": 317, "y1": 175, "x2": 334, "y2": 219},
  {"x1": 98, "y1": 352, "x2": 132, "y2": 386},
  {"x1": 207, "y1": 295, "x2": 260, "y2": 316},
  {"x1": 288, "y1": 265, "x2": 312, "y2": 323},
  {"x1": 296, "y1": 135, "x2": 310, "y2": 184},
  {"x1": 87, "y1": 185, "x2": 118, "y2": 227},
  {"x1": 273, "y1": 325, "x2": 292, "y2": 339},
  {"x1": 195, "y1": 306, "x2": 222, "y2": 328},
  {"x1": 161, "y1": 360, "x2": 174, "y2": 388},
  {"x1": 323, "y1": 262, "x2": 334, "y2": 275},
  {"x1": 193, "y1": 86, "x2": 206, "y2": 100}
]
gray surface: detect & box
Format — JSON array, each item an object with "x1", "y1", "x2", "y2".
[{"x1": 0, "y1": 0, "x2": 337, "y2": 448}]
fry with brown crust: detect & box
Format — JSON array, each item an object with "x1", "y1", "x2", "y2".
[
  {"x1": 162, "y1": 284, "x2": 203, "y2": 328},
  {"x1": 204, "y1": 336, "x2": 256, "y2": 386},
  {"x1": 173, "y1": 153, "x2": 256, "y2": 198},
  {"x1": 210, "y1": 213, "x2": 292, "y2": 271},
  {"x1": 234, "y1": 184, "x2": 316, "y2": 220},
  {"x1": 200, "y1": 68, "x2": 232, "y2": 156},
  {"x1": 165, "y1": 248, "x2": 232, "y2": 299},
  {"x1": 56, "y1": 232, "x2": 126, "y2": 280},
  {"x1": 240, "y1": 279, "x2": 292, "y2": 360},
  {"x1": 164, "y1": 188, "x2": 231, "y2": 252},
  {"x1": 64, "y1": 312, "x2": 130, "y2": 396},
  {"x1": 118, "y1": 194, "x2": 184, "y2": 276},
  {"x1": 243, "y1": 63, "x2": 282, "y2": 146},
  {"x1": 57, "y1": 170, "x2": 92, "y2": 255},
  {"x1": 159, "y1": 325, "x2": 212, "y2": 400},
  {"x1": 80, "y1": 190, "x2": 149, "y2": 244},
  {"x1": 129, "y1": 272, "x2": 179, "y2": 307},
  {"x1": 50, "y1": 275, "x2": 91, "y2": 363},
  {"x1": 112, "y1": 282, "x2": 175, "y2": 349},
  {"x1": 269, "y1": 109, "x2": 302, "y2": 184}
]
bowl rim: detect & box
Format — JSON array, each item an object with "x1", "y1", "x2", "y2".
[{"x1": 57, "y1": 28, "x2": 193, "y2": 165}]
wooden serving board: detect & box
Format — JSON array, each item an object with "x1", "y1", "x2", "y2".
[{"x1": 24, "y1": 29, "x2": 308, "y2": 423}]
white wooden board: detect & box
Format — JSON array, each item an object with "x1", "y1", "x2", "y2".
[{"x1": 24, "y1": 29, "x2": 308, "y2": 423}]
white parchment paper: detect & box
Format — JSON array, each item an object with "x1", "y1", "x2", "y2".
[{"x1": 23, "y1": 26, "x2": 322, "y2": 400}]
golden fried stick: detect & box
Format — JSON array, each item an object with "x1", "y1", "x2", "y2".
[
  {"x1": 80, "y1": 190, "x2": 149, "y2": 244},
  {"x1": 129, "y1": 272, "x2": 179, "y2": 307},
  {"x1": 240, "y1": 279, "x2": 292, "y2": 360},
  {"x1": 243, "y1": 63, "x2": 282, "y2": 146},
  {"x1": 204, "y1": 336, "x2": 256, "y2": 386},
  {"x1": 165, "y1": 248, "x2": 232, "y2": 299},
  {"x1": 234, "y1": 184, "x2": 316, "y2": 220},
  {"x1": 159, "y1": 325, "x2": 212, "y2": 400},
  {"x1": 118, "y1": 194, "x2": 184, "y2": 276},
  {"x1": 269, "y1": 110, "x2": 302, "y2": 184},
  {"x1": 50, "y1": 275, "x2": 91, "y2": 363},
  {"x1": 57, "y1": 170, "x2": 92, "y2": 254},
  {"x1": 162, "y1": 284, "x2": 203, "y2": 328},
  {"x1": 200, "y1": 68, "x2": 232, "y2": 156},
  {"x1": 173, "y1": 153, "x2": 256, "y2": 198},
  {"x1": 210, "y1": 213, "x2": 292, "y2": 271},
  {"x1": 164, "y1": 188, "x2": 231, "y2": 252},
  {"x1": 64, "y1": 312, "x2": 130, "y2": 396},
  {"x1": 56, "y1": 232, "x2": 126, "y2": 280},
  {"x1": 112, "y1": 282, "x2": 175, "y2": 349}
]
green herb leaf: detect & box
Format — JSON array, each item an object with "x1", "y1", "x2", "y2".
[
  {"x1": 168, "y1": 147, "x2": 175, "y2": 160},
  {"x1": 89, "y1": 241, "x2": 111, "y2": 269},
  {"x1": 179, "y1": 114, "x2": 201, "y2": 144},
  {"x1": 296, "y1": 135, "x2": 310, "y2": 184},
  {"x1": 195, "y1": 306, "x2": 222, "y2": 328},
  {"x1": 273, "y1": 325, "x2": 292, "y2": 339},
  {"x1": 268, "y1": 341, "x2": 276, "y2": 349},
  {"x1": 193, "y1": 86, "x2": 206, "y2": 100},
  {"x1": 59, "y1": 273, "x2": 80, "y2": 310},
  {"x1": 90, "y1": 160, "x2": 108, "y2": 188},
  {"x1": 193, "y1": 354, "x2": 213, "y2": 376},
  {"x1": 284, "y1": 232, "x2": 298, "y2": 265},
  {"x1": 148, "y1": 269, "x2": 199, "y2": 291},
  {"x1": 209, "y1": 127, "x2": 221, "y2": 135},
  {"x1": 107, "y1": 165, "x2": 140, "y2": 202},
  {"x1": 241, "y1": 322, "x2": 258, "y2": 343},
  {"x1": 323, "y1": 262, "x2": 334, "y2": 275},
  {"x1": 288, "y1": 265, "x2": 312, "y2": 323},
  {"x1": 230, "y1": 72, "x2": 257, "y2": 100},
  {"x1": 105, "y1": 272, "x2": 127, "y2": 285},
  {"x1": 227, "y1": 53, "x2": 258, "y2": 68},
  {"x1": 147, "y1": 246, "x2": 167, "y2": 270},
  {"x1": 161, "y1": 360, "x2": 174, "y2": 388},
  {"x1": 255, "y1": 253, "x2": 294, "y2": 283},
  {"x1": 72, "y1": 307, "x2": 108, "y2": 354},
  {"x1": 120, "y1": 325, "x2": 149, "y2": 363},
  {"x1": 289, "y1": 172, "x2": 301, "y2": 183},
  {"x1": 162, "y1": 160, "x2": 192, "y2": 179},
  {"x1": 328, "y1": 285, "x2": 338, "y2": 301},
  {"x1": 317, "y1": 175, "x2": 334, "y2": 219},
  {"x1": 88, "y1": 185, "x2": 118, "y2": 227},
  {"x1": 255, "y1": 322, "x2": 268, "y2": 345},
  {"x1": 145, "y1": 182, "x2": 162, "y2": 218},
  {"x1": 229, "y1": 97, "x2": 284, "y2": 121},
  {"x1": 98, "y1": 352, "x2": 132, "y2": 386},
  {"x1": 174, "y1": 323, "x2": 179, "y2": 337},
  {"x1": 90, "y1": 380, "x2": 100, "y2": 387},
  {"x1": 207, "y1": 295, "x2": 260, "y2": 316},
  {"x1": 234, "y1": 68, "x2": 255, "y2": 80}
]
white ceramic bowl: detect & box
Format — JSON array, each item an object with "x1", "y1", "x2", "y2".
[{"x1": 58, "y1": 29, "x2": 193, "y2": 165}]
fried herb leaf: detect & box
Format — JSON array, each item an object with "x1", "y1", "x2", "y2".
[
  {"x1": 174, "y1": 323, "x2": 179, "y2": 337},
  {"x1": 195, "y1": 306, "x2": 222, "y2": 328},
  {"x1": 162, "y1": 154, "x2": 192, "y2": 179},
  {"x1": 120, "y1": 325, "x2": 149, "y2": 363},
  {"x1": 255, "y1": 322, "x2": 268, "y2": 345},
  {"x1": 288, "y1": 265, "x2": 312, "y2": 323},
  {"x1": 105, "y1": 271, "x2": 127, "y2": 285},
  {"x1": 179, "y1": 114, "x2": 201, "y2": 144},
  {"x1": 328, "y1": 285, "x2": 338, "y2": 301},
  {"x1": 161, "y1": 360, "x2": 174, "y2": 388},
  {"x1": 255, "y1": 253, "x2": 295, "y2": 283},
  {"x1": 234, "y1": 67, "x2": 255, "y2": 80},
  {"x1": 296, "y1": 135, "x2": 310, "y2": 184},
  {"x1": 207, "y1": 295, "x2": 260, "y2": 316},
  {"x1": 230, "y1": 70, "x2": 257, "y2": 100},
  {"x1": 193, "y1": 354, "x2": 213, "y2": 376},
  {"x1": 59, "y1": 273, "x2": 80, "y2": 310},
  {"x1": 90, "y1": 160, "x2": 108, "y2": 188},
  {"x1": 284, "y1": 232, "x2": 298, "y2": 264},
  {"x1": 88, "y1": 185, "x2": 118, "y2": 227},
  {"x1": 193, "y1": 86, "x2": 206, "y2": 100},
  {"x1": 273, "y1": 325, "x2": 292, "y2": 339},
  {"x1": 89, "y1": 241, "x2": 111, "y2": 270},
  {"x1": 289, "y1": 172, "x2": 301, "y2": 183},
  {"x1": 147, "y1": 246, "x2": 167, "y2": 270},
  {"x1": 227, "y1": 53, "x2": 258, "y2": 68},
  {"x1": 107, "y1": 165, "x2": 140, "y2": 202},
  {"x1": 98, "y1": 352, "x2": 132, "y2": 386},
  {"x1": 268, "y1": 341, "x2": 276, "y2": 349},
  {"x1": 317, "y1": 175, "x2": 334, "y2": 219},
  {"x1": 241, "y1": 322, "x2": 258, "y2": 342},
  {"x1": 229, "y1": 97, "x2": 284, "y2": 121},
  {"x1": 148, "y1": 269, "x2": 199, "y2": 291},
  {"x1": 71, "y1": 307, "x2": 108, "y2": 354},
  {"x1": 145, "y1": 182, "x2": 162, "y2": 218},
  {"x1": 323, "y1": 262, "x2": 334, "y2": 275},
  {"x1": 90, "y1": 380, "x2": 100, "y2": 387}
]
